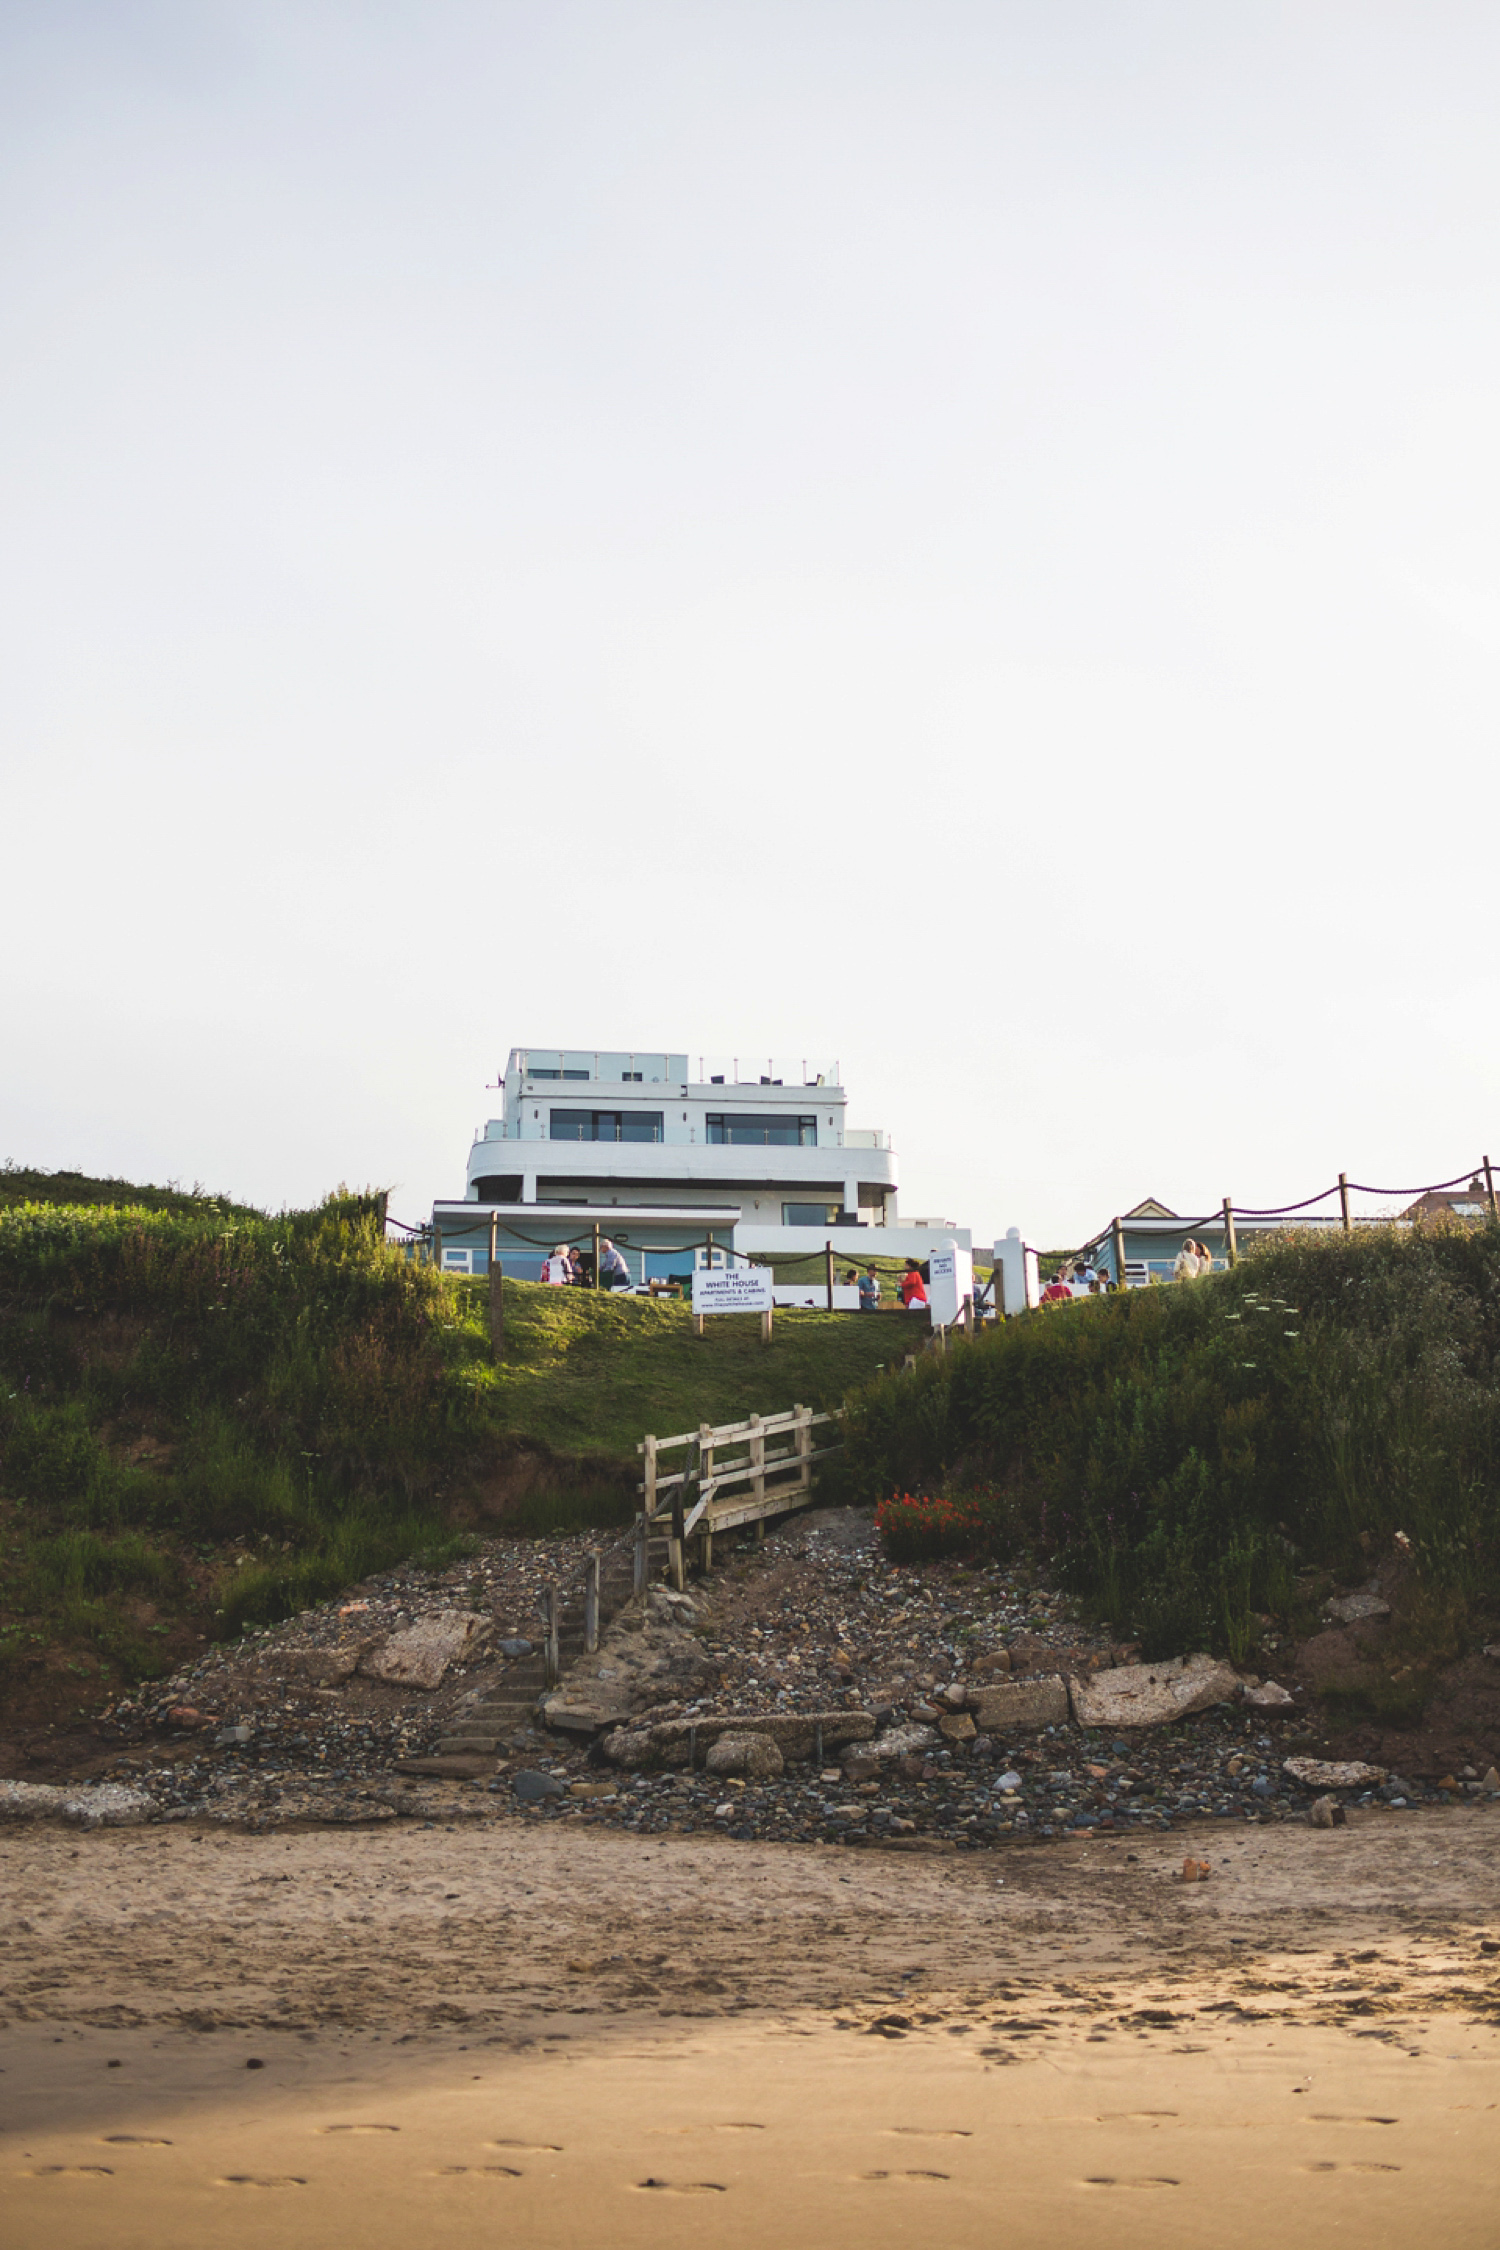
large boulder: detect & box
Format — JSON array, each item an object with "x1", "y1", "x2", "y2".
[
  {"x1": 1283, "y1": 1756, "x2": 1386, "y2": 1790},
  {"x1": 705, "y1": 1732, "x2": 784, "y2": 1779},
  {"x1": 359, "y1": 1611, "x2": 492, "y2": 1690},
  {"x1": 1069, "y1": 1654, "x2": 1239, "y2": 1729},
  {"x1": 969, "y1": 1675, "x2": 1070, "y2": 1733},
  {"x1": 0, "y1": 1781, "x2": 154, "y2": 1827}
]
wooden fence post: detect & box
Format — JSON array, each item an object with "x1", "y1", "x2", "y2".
[
  {"x1": 825, "y1": 1237, "x2": 834, "y2": 1311},
  {"x1": 749, "y1": 1413, "x2": 765, "y2": 1513},
  {"x1": 1111, "y1": 1215, "x2": 1127, "y2": 1290},
  {"x1": 432, "y1": 1223, "x2": 443, "y2": 1272},
  {"x1": 542, "y1": 1585, "x2": 560, "y2": 1687},
  {"x1": 1486, "y1": 1155, "x2": 1498, "y2": 1224},
  {"x1": 670, "y1": 1484, "x2": 686, "y2": 1593},
  {"x1": 794, "y1": 1404, "x2": 811, "y2": 1500},
  {"x1": 1222, "y1": 1196, "x2": 1238, "y2": 1267},
  {"x1": 760, "y1": 1303, "x2": 773, "y2": 1343},
  {"x1": 593, "y1": 1220, "x2": 601, "y2": 1289},
  {"x1": 1338, "y1": 1172, "x2": 1352, "y2": 1234},
  {"x1": 584, "y1": 1551, "x2": 600, "y2": 1654}
]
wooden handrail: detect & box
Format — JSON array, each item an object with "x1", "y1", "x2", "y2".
[{"x1": 637, "y1": 1405, "x2": 839, "y2": 1453}]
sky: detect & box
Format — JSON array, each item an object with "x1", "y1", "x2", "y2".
[{"x1": 3, "y1": 2, "x2": 1499, "y2": 1245}]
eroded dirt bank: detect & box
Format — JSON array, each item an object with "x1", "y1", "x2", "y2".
[{"x1": 3, "y1": 1809, "x2": 1499, "y2": 2248}]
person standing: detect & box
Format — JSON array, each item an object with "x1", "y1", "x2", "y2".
[
  {"x1": 599, "y1": 1237, "x2": 632, "y2": 1290},
  {"x1": 859, "y1": 1265, "x2": 881, "y2": 1312},
  {"x1": 899, "y1": 1259, "x2": 929, "y2": 1310}
]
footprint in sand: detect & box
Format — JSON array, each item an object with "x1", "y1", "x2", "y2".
[
  {"x1": 1081, "y1": 2176, "x2": 1180, "y2": 2190},
  {"x1": 432, "y1": 2165, "x2": 523, "y2": 2177},
  {"x1": 101, "y1": 2136, "x2": 172, "y2": 2147},
  {"x1": 632, "y1": 2179, "x2": 727, "y2": 2194},
  {"x1": 886, "y1": 2128, "x2": 972, "y2": 2139},
  {"x1": 216, "y1": 2174, "x2": 307, "y2": 2188},
  {"x1": 1306, "y1": 2114, "x2": 1398, "y2": 2127},
  {"x1": 18, "y1": 2165, "x2": 113, "y2": 2178},
  {"x1": 487, "y1": 2140, "x2": 562, "y2": 2153},
  {"x1": 317, "y1": 2124, "x2": 401, "y2": 2136},
  {"x1": 1097, "y1": 2112, "x2": 1179, "y2": 2124},
  {"x1": 649, "y1": 2124, "x2": 765, "y2": 2136},
  {"x1": 860, "y1": 2170, "x2": 951, "y2": 2182},
  {"x1": 1302, "y1": 2161, "x2": 1401, "y2": 2174}
]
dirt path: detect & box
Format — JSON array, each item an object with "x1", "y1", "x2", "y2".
[{"x1": 4, "y1": 1808, "x2": 1499, "y2": 2245}]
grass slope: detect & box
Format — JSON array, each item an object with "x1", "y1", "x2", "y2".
[{"x1": 0, "y1": 1181, "x2": 910, "y2": 1726}]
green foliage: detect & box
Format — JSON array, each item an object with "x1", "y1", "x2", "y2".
[
  {"x1": 842, "y1": 1225, "x2": 1500, "y2": 1660},
  {"x1": 0, "y1": 1188, "x2": 901, "y2": 1677}
]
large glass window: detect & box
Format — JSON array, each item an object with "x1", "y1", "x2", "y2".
[
  {"x1": 550, "y1": 1110, "x2": 663, "y2": 1143},
  {"x1": 783, "y1": 1202, "x2": 840, "y2": 1226},
  {"x1": 706, "y1": 1113, "x2": 817, "y2": 1146}
]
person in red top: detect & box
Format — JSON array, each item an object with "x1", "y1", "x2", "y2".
[
  {"x1": 1039, "y1": 1273, "x2": 1074, "y2": 1306},
  {"x1": 899, "y1": 1259, "x2": 929, "y2": 1309}
]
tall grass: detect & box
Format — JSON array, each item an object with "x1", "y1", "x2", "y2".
[{"x1": 842, "y1": 1223, "x2": 1500, "y2": 1660}]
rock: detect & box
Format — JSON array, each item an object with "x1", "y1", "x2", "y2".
[
  {"x1": 1068, "y1": 1655, "x2": 1239, "y2": 1730},
  {"x1": 868, "y1": 1723, "x2": 938, "y2": 1760},
  {"x1": 600, "y1": 1709, "x2": 874, "y2": 1770},
  {"x1": 714, "y1": 1801, "x2": 734, "y2": 1820},
  {"x1": 511, "y1": 1770, "x2": 566, "y2": 1802},
  {"x1": 1283, "y1": 1757, "x2": 1386, "y2": 1790},
  {"x1": 705, "y1": 1733, "x2": 784, "y2": 1780},
  {"x1": 569, "y1": 1781, "x2": 618, "y2": 1799},
  {"x1": 167, "y1": 1705, "x2": 210, "y2": 1727},
  {"x1": 938, "y1": 1712, "x2": 976, "y2": 1743},
  {"x1": 646, "y1": 1590, "x2": 699, "y2": 1625},
  {"x1": 215, "y1": 1725, "x2": 254, "y2": 1747},
  {"x1": 359, "y1": 1611, "x2": 493, "y2": 1690},
  {"x1": 1243, "y1": 1679, "x2": 1296, "y2": 1708},
  {"x1": 1323, "y1": 1592, "x2": 1391, "y2": 1626},
  {"x1": 0, "y1": 1781, "x2": 153, "y2": 1828},
  {"x1": 972, "y1": 1650, "x2": 1013, "y2": 1676},
  {"x1": 1308, "y1": 1794, "x2": 1343, "y2": 1829},
  {"x1": 283, "y1": 1648, "x2": 361, "y2": 1686},
  {"x1": 1482, "y1": 1767, "x2": 1500, "y2": 1792},
  {"x1": 939, "y1": 1682, "x2": 969, "y2": 1710},
  {"x1": 1178, "y1": 1858, "x2": 1212, "y2": 1883},
  {"x1": 911, "y1": 1701, "x2": 942, "y2": 1722},
  {"x1": 994, "y1": 1770, "x2": 1023, "y2": 1792},
  {"x1": 542, "y1": 1701, "x2": 633, "y2": 1737},
  {"x1": 498, "y1": 1637, "x2": 534, "y2": 1659},
  {"x1": 970, "y1": 1675, "x2": 1070, "y2": 1733}
]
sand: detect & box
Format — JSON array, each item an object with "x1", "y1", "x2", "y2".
[{"x1": 4, "y1": 1807, "x2": 1499, "y2": 2247}]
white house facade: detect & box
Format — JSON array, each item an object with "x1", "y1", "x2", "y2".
[{"x1": 431, "y1": 1047, "x2": 969, "y2": 1281}]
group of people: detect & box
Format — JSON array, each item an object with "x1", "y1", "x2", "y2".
[
  {"x1": 1172, "y1": 1239, "x2": 1216, "y2": 1281},
  {"x1": 540, "y1": 1237, "x2": 632, "y2": 1289},
  {"x1": 1040, "y1": 1260, "x2": 1108, "y2": 1304},
  {"x1": 841, "y1": 1261, "x2": 929, "y2": 1311}
]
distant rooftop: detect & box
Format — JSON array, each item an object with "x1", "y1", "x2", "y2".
[{"x1": 506, "y1": 1048, "x2": 841, "y2": 1087}]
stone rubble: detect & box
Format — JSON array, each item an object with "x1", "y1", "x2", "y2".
[{"x1": 36, "y1": 1507, "x2": 1498, "y2": 1845}]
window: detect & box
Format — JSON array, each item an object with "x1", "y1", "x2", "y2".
[
  {"x1": 528, "y1": 1068, "x2": 590, "y2": 1081},
  {"x1": 783, "y1": 1202, "x2": 840, "y2": 1227},
  {"x1": 707, "y1": 1113, "x2": 817, "y2": 1146},
  {"x1": 549, "y1": 1110, "x2": 663, "y2": 1143}
]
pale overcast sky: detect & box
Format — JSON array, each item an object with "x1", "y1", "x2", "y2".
[{"x1": 3, "y1": 4, "x2": 1498, "y2": 1244}]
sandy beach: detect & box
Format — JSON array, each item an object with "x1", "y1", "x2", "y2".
[{"x1": 4, "y1": 1807, "x2": 1498, "y2": 2246}]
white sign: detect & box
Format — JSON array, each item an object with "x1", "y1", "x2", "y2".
[
  {"x1": 692, "y1": 1265, "x2": 775, "y2": 1316},
  {"x1": 926, "y1": 1239, "x2": 974, "y2": 1328}
]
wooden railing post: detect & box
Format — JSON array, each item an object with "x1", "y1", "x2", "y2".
[
  {"x1": 584, "y1": 1551, "x2": 600, "y2": 1653},
  {"x1": 795, "y1": 1403, "x2": 812, "y2": 1499},
  {"x1": 1112, "y1": 1214, "x2": 1127, "y2": 1290},
  {"x1": 825, "y1": 1237, "x2": 834, "y2": 1311},
  {"x1": 1223, "y1": 1196, "x2": 1238, "y2": 1267},
  {"x1": 749, "y1": 1412, "x2": 765, "y2": 1511},
  {"x1": 542, "y1": 1585, "x2": 560, "y2": 1688},
  {"x1": 1338, "y1": 1172, "x2": 1352, "y2": 1234},
  {"x1": 1486, "y1": 1155, "x2": 1498, "y2": 1224}
]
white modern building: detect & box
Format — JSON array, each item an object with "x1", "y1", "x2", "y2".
[{"x1": 430, "y1": 1046, "x2": 969, "y2": 1281}]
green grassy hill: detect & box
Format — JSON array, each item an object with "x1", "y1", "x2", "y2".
[{"x1": 0, "y1": 1179, "x2": 910, "y2": 1726}]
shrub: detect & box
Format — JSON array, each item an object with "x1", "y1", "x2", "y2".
[
  {"x1": 875, "y1": 1490, "x2": 984, "y2": 1564},
  {"x1": 844, "y1": 1224, "x2": 1500, "y2": 1657}
]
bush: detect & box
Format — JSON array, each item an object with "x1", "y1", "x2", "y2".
[
  {"x1": 843, "y1": 1224, "x2": 1500, "y2": 1658},
  {"x1": 875, "y1": 1491, "x2": 984, "y2": 1564}
]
